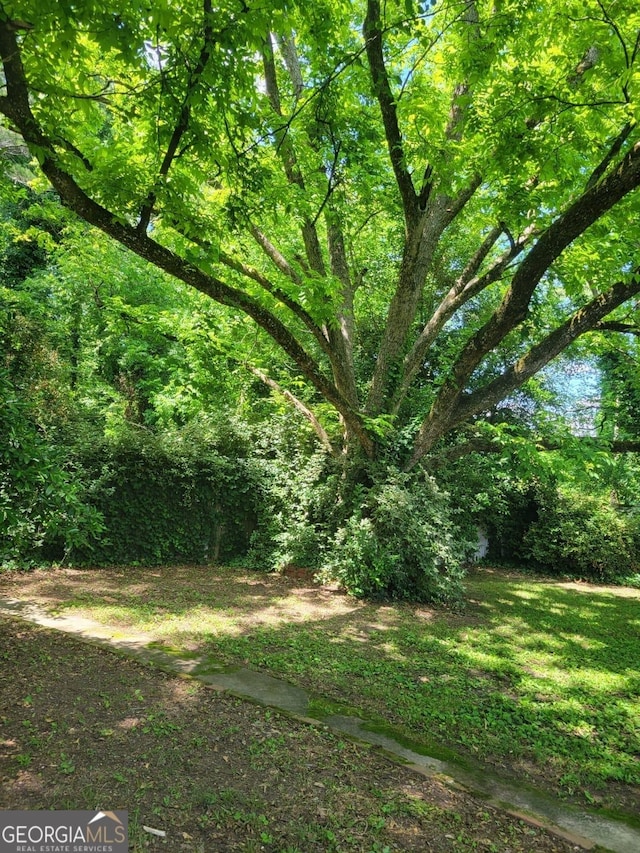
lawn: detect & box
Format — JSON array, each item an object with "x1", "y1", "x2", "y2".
[
  {"x1": 3, "y1": 616, "x2": 584, "y2": 853},
  {"x1": 1, "y1": 565, "x2": 638, "y2": 820}
]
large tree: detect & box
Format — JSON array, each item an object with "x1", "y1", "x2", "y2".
[{"x1": 1, "y1": 0, "x2": 639, "y2": 468}]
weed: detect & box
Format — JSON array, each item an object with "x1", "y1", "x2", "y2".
[
  {"x1": 142, "y1": 712, "x2": 180, "y2": 737},
  {"x1": 58, "y1": 754, "x2": 75, "y2": 775}
]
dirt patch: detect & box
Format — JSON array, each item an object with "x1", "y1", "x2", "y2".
[{"x1": 0, "y1": 616, "x2": 578, "y2": 852}]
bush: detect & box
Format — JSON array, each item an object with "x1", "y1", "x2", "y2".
[
  {"x1": 320, "y1": 468, "x2": 472, "y2": 602},
  {"x1": 0, "y1": 370, "x2": 102, "y2": 566},
  {"x1": 242, "y1": 448, "x2": 335, "y2": 572},
  {"x1": 431, "y1": 437, "x2": 558, "y2": 567},
  {"x1": 246, "y1": 445, "x2": 472, "y2": 603},
  {"x1": 522, "y1": 490, "x2": 640, "y2": 581},
  {"x1": 69, "y1": 425, "x2": 263, "y2": 565}
]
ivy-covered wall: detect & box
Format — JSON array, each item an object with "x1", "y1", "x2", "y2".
[{"x1": 71, "y1": 433, "x2": 261, "y2": 566}]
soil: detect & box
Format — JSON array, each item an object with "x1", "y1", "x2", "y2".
[{"x1": 0, "y1": 580, "x2": 586, "y2": 852}]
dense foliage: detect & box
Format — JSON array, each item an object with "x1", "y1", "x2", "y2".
[
  {"x1": 70, "y1": 427, "x2": 262, "y2": 566},
  {"x1": 1, "y1": 0, "x2": 640, "y2": 595},
  {"x1": 1, "y1": 185, "x2": 262, "y2": 568},
  {"x1": 247, "y1": 446, "x2": 472, "y2": 599},
  {"x1": 320, "y1": 468, "x2": 471, "y2": 600},
  {"x1": 0, "y1": 369, "x2": 102, "y2": 566},
  {"x1": 439, "y1": 432, "x2": 640, "y2": 581},
  {"x1": 523, "y1": 489, "x2": 640, "y2": 581},
  {"x1": 1, "y1": 0, "x2": 639, "y2": 463}
]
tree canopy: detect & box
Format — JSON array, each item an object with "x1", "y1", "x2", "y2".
[{"x1": 1, "y1": 0, "x2": 639, "y2": 469}]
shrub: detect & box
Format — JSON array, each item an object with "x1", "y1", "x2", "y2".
[
  {"x1": 320, "y1": 468, "x2": 472, "y2": 602},
  {"x1": 248, "y1": 446, "x2": 472, "y2": 602},
  {"x1": 242, "y1": 447, "x2": 337, "y2": 571},
  {"x1": 522, "y1": 489, "x2": 640, "y2": 581},
  {"x1": 0, "y1": 370, "x2": 103, "y2": 567},
  {"x1": 431, "y1": 437, "x2": 558, "y2": 567}
]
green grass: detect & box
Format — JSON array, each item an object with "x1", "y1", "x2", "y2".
[
  {"x1": 204, "y1": 578, "x2": 640, "y2": 796},
  {"x1": 43, "y1": 568, "x2": 640, "y2": 804}
]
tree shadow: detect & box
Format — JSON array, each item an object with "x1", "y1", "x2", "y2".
[{"x1": 1, "y1": 564, "x2": 638, "y2": 809}]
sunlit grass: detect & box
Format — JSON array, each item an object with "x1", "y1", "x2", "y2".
[
  {"x1": 14, "y1": 567, "x2": 640, "y2": 807},
  {"x1": 54, "y1": 600, "x2": 243, "y2": 638}
]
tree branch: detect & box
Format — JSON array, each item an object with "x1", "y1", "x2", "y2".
[
  {"x1": 567, "y1": 45, "x2": 599, "y2": 89},
  {"x1": 54, "y1": 135, "x2": 93, "y2": 171},
  {"x1": 409, "y1": 272, "x2": 640, "y2": 466},
  {"x1": 363, "y1": 0, "x2": 419, "y2": 228},
  {"x1": 276, "y1": 33, "x2": 304, "y2": 100},
  {"x1": 585, "y1": 122, "x2": 634, "y2": 191},
  {"x1": 408, "y1": 139, "x2": 640, "y2": 462},
  {"x1": 217, "y1": 247, "x2": 330, "y2": 347},
  {"x1": 249, "y1": 225, "x2": 304, "y2": 285},
  {"x1": 261, "y1": 34, "x2": 326, "y2": 276},
  {"x1": 246, "y1": 365, "x2": 338, "y2": 455},
  {"x1": 0, "y1": 17, "x2": 374, "y2": 457},
  {"x1": 365, "y1": 173, "x2": 481, "y2": 415},
  {"x1": 168, "y1": 223, "x2": 333, "y2": 356},
  {"x1": 444, "y1": 2, "x2": 481, "y2": 140},
  {"x1": 259, "y1": 27, "x2": 364, "y2": 404},
  {"x1": 138, "y1": 0, "x2": 215, "y2": 233},
  {"x1": 393, "y1": 224, "x2": 512, "y2": 410},
  {"x1": 431, "y1": 433, "x2": 640, "y2": 465},
  {"x1": 326, "y1": 220, "x2": 359, "y2": 409},
  {"x1": 363, "y1": 0, "x2": 484, "y2": 416},
  {"x1": 595, "y1": 320, "x2": 640, "y2": 336}
]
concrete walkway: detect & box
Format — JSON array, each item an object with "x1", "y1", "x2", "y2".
[{"x1": 2, "y1": 596, "x2": 639, "y2": 853}]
